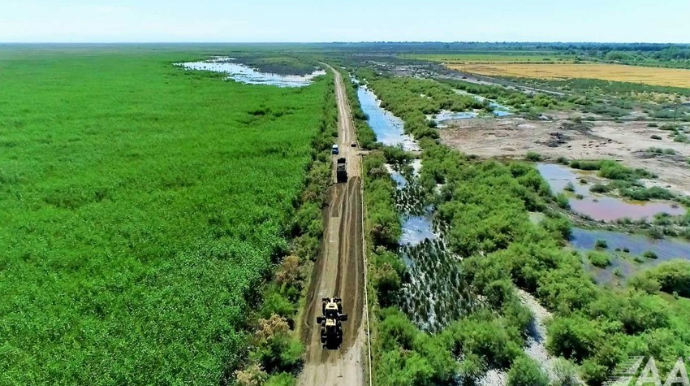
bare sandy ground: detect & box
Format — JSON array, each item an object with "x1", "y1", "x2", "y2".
[{"x1": 440, "y1": 117, "x2": 690, "y2": 195}]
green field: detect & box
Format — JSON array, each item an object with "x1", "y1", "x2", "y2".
[{"x1": 0, "y1": 48, "x2": 327, "y2": 385}]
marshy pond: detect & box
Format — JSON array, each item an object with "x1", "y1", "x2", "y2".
[
  {"x1": 572, "y1": 228, "x2": 690, "y2": 284},
  {"x1": 178, "y1": 57, "x2": 325, "y2": 87},
  {"x1": 537, "y1": 163, "x2": 684, "y2": 222}
]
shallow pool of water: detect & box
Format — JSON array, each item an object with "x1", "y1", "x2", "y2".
[
  {"x1": 178, "y1": 57, "x2": 325, "y2": 87},
  {"x1": 400, "y1": 214, "x2": 437, "y2": 246},
  {"x1": 572, "y1": 228, "x2": 690, "y2": 260},
  {"x1": 435, "y1": 110, "x2": 478, "y2": 123},
  {"x1": 357, "y1": 87, "x2": 419, "y2": 150},
  {"x1": 454, "y1": 89, "x2": 512, "y2": 117},
  {"x1": 537, "y1": 163, "x2": 684, "y2": 221},
  {"x1": 571, "y1": 227, "x2": 690, "y2": 283}
]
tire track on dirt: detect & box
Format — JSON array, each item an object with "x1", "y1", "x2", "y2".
[{"x1": 298, "y1": 66, "x2": 366, "y2": 386}]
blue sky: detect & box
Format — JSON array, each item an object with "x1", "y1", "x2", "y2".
[{"x1": 1, "y1": 0, "x2": 689, "y2": 43}]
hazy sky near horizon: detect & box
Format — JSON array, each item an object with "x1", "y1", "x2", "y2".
[{"x1": 1, "y1": 0, "x2": 689, "y2": 43}]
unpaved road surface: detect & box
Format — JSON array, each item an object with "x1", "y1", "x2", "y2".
[{"x1": 298, "y1": 66, "x2": 366, "y2": 386}]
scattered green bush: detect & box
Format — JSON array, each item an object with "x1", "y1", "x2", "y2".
[
  {"x1": 643, "y1": 250, "x2": 658, "y2": 259},
  {"x1": 507, "y1": 356, "x2": 549, "y2": 386},
  {"x1": 639, "y1": 260, "x2": 690, "y2": 297},
  {"x1": 556, "y1": 193, "x2": 571, "y2": 209},
  {"x1": 587, "y1": 250, "x2": 612, "y2": 267},
  {"x1": 590, "y1": 183, "x2": 611, "y2": 193},
  {"x1": 595, "y1": 239, "x2": 608, "y2": 249},
  {"x1": 526, "y1": 151, "x2": 543, "y2": 161},
  {"x1": 569, "y1": 160, "x2": 601, "y2": 171}
]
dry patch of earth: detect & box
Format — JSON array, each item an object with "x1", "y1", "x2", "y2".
[{"x1": 440, "y1": 117, "x2": 690, "y2": 195}]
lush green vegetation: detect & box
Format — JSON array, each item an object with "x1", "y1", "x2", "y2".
[
  {"x1": 234, "y1": 73, "x2": 339, "y2": 386},
  {"x1": 361, "y1": 70, "x2": 690, "y2": 386},
  {"x1": 0, "y1": 48, "x2": 329, "y2": 385},
  {"x1": 423, "y1": 146, "x2": 690, "y2": 384},
  {"x1": 356, "y1": 69, "x2": 484, "y2": 140},
  {"x1": 439, "y1": 78, "x2": 561, "y2": 113},
  {"x1": 566, "y1": 159, "x2": 687, "y2": 203},
  {"x1": 587, "y1": 251, "x2": 612, "y2": 268},
  {"x1": 633, "y1": 260, "x2": 690, "y2": 298}
]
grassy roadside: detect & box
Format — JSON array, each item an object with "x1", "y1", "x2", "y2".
[{"x1": 232, "y1": 73, "x2": 338, "y2": 386}]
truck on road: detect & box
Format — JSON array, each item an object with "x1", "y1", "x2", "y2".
[{"x1": 336, "y1": 157, "x2": 347, "y2": 183}]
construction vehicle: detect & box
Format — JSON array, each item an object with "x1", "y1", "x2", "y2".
[
  {"x1": 336, "y1": 157, "x2": 347, "y2": 183},
  {"x1": 316, "y1": 297, "x2": 348, "y2": 349}
]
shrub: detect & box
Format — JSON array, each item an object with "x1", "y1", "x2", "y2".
[
  {"x1": 448, "y1": 312, "x2": 524, "y2": 369},
  {"x1": 628, "y1": 274, "x2": 661, "y2": 294},
  {"x1": 264, "y1": 373, "x2": 296, "y2": 386},
  {"x1": 276, "y1": 255, "x2": 301, "y2": 289},
  {"x1": 557, "y1": 156, "x2": 569, "y2": 165},
  {"x1": 643, "y1": 250, "x2": 658, "y2": 259},
  {"x1": 526, "y1": 151, "x2": 543, "y2": 161},
  {"x1": 378, "y1": 308, "x2": 418, "y2": 352},
  {"x1": 589, "y1": 183, "x2": 611, "y2": 193},
  {"x1": 587, "y1": 251, "x2": 611, "y2": 267},
  {"x1": 251, "y1": 315, "x2": 304, "y2": 373},
  {"x1": 595, "y1": 239, "x2": 608, "y2": 249},
  {"x1": 642, "y1": 260, "x2": 690, "y2": 297},
  {"x1": 553, "y1": 358, "x2": 580, "y2": 386},
  {"x1": 565, "y1": 182, "x2": 576, "y2": 192},
  {"x1": 570, "y1": 160, "x2": 600, "y2": 171},
  {"x1": 457, "y1": 353, "x2": 486, "y2": 383},
  {"x1": 260, "y1": 288, "x2": 297, "y2": 319},
  {"x1": 651, "y1": 135, "x2": 662, "y2": 140},
  {"x1": 674, "y1": 134, "x2": 689, "y2": 143},
  {"x1": 556, "y1": 193, "x2": 571, "y2": 209},
  {"x1": 235, "y1": 364, "x2": 269, "y2": 386},
  {"x1": 507, "y1": 356, "x2": 549, "y2": 386},
  {"x1": 547, "y1": 314, "x2": 602, "y2": 362}
]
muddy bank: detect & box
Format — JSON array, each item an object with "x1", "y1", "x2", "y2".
[{"x1": 440, "y1": 117, "x2": 690, "y2": 195}]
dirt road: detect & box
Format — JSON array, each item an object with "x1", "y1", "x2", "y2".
[{"x1": 298, "y1": 67, "x2": 366, "y2": 386}]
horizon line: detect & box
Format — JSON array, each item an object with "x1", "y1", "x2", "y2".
[{"x1": 1, "y1": 41, "x2": 690, "y2": 45}]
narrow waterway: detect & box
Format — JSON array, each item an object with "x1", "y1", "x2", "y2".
[
  {"x1": 356, "y1": 84, "x2": 474, "y2": 332},
  {"x1": 357, "y1": 87, "x2": 419, "y2": 150}
]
